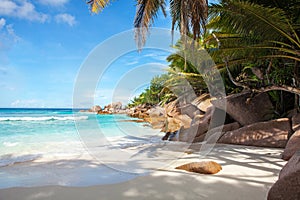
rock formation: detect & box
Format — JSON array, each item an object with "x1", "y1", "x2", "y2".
[
  {"x1": 268, "y1": 151, "x2": 300, "y2": 200},
  {"x1": 175, "y1": 161, "x2": 222, "y2": 174},
  {"x1": 282, "y1": 130, "x2": 300, "y2": 160},
  {"x1": 98, "y1": 102, "x2": 125, "y2": 114},
  {"x1": 218, "y1": 118, "x2": 290, "y2": 148},
  {"x1": 213, "y1": 92, "x2": 274, "y2": 126}
]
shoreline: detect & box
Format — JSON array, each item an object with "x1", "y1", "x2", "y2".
[
  {"x1": 0, "y1": 107, "x2": 292, "y2": 199},
  {"x1": 0, "y1": 143, "x2": 286, "y2": 199}
]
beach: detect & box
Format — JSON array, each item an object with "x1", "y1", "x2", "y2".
[
  {"x1": 0, "y1": 143, "x2": 286, "y2": 200},
  {"x1": 1, "y1": 0, "x2": 298, "y2": 199},
  {"x1": 0, "y1": 109, "x2": 287, "y2": 199}
]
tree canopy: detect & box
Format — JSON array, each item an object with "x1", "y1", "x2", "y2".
[{"x1": 87, "y1": 0, "x2": 300, "y2": 114}]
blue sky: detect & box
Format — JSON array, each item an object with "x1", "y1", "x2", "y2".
[{"x1": 0, "y1": 0, "x2": 216, "y2": 108}]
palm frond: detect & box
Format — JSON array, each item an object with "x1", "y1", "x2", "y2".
[
  {"x1": 209, "y1": 0, "x2": 297, "y2": 46},
  {"x1": 87, "y1": 0, "x2": 111, "y2": 13},
  {"x1": 170, "y1": 0, "x2": 208, "y2": 40},
  {"x1": 134, "y1": 0, "x2": 166, "y2": 49},
  {"x1": 208, "y1": 0, "x2": 300, "y2": 69},
  {"x1": 190, "y1": 0, "x2": 208, "y2": 40},
  {"x1": 170, "y1": 0, "x2": 181, "y2": 33}
]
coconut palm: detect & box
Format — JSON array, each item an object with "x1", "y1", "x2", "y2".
[
  {"x1": 208, "y1": 0, "x2": 300, "y2": 95},
  {"x1": 86, "y1": 0, "x2": 208, "y2": 48}
]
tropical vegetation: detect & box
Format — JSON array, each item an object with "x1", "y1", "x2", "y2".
[
  {"x1": 87, "y1": 0, "x2": 300, "y2": 116},
  {"x1": 127, "y1": 74, "x2": 175, "y2": 107}
]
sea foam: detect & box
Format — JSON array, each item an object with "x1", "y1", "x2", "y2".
[
  {"x1": 3, "y1": 142, "x2": 19, "y2": 147},
  {"x1": 0, "y1": 154, "x2": 41, "y2": 167},
  {"x1": 0, "y1": 116, "x2": 88, "y2": 122}
]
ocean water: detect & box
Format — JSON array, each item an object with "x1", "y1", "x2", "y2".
[
  {"x1": 0, "y1": 108, "x2": 164, "y2": 188},
  {"x1": 0, "y1": 108, "x2": 163, "y2": 165}
]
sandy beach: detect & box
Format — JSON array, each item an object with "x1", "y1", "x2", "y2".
[
  {"x1": 0, "y1": 143, "x2": 286, "y2": 200},
  {"x1": 1, "y1": 0, "x2": 298, "y2": 199}
]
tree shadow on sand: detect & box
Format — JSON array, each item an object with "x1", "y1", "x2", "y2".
[{"x1": 0, "y1": 143, "x2": 286, "y2": 200}]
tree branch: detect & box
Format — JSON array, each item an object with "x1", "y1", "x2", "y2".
[
  {"x1": 252, "y1": 85, "x2": 300, "y2": 96},
  {"x1": 224, "y1": 60, "x2": 249, "y2": 90}
]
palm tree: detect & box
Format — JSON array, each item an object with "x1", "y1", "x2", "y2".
[
  {"x1": 208, "y1": 0, "x2": 300, "y2": 96},
  {"x1": 86, "y1": 0, "x2": 209, "y2": 48},
  {"x1": 87, "y1": 0, "x2": 300, "y2": 105}
]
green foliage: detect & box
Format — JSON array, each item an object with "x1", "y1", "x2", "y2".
[
  {"x1": 125, "y1": 0, "x2": 300, "y2": 113},
  {"x1": 207, "y1": 0, "x2": 300, "y2": 113},
  {"x1": 127, "y1": 74, "x2": 175, "y2": 107},
  {"x1": 209, "y1": 0, "x2": 300, "y2": 65}
]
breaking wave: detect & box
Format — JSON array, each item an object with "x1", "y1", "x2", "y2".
[
  {"x1": 0, "y1": 116, "x2": 88, "y2": 122},
  {"x1": 0, "y1": 154, "x2": 41, "y2": 167}
]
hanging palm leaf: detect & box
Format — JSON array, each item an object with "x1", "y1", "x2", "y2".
[
  {"x1": 208, "y1": 0, "x2": 300, "y2": 99},
  {"x1": 88, "y1": 0, "x2": 209, "y2": 49},
  {"x1": 134, "y1": 0, "x2": 167, "y2": 49},
  {"x1": 86, "y1": 0, "x2": 111, "y2": 13},
  {"x1": 209, "y1": 0, "x2": 300, "y2": 63}
]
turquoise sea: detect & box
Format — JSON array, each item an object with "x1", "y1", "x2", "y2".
[{"x1": 0, "y1": 108, "x2": 163, "y2": 188}]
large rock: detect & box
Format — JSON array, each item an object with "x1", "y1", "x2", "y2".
[
  {"x1": 176, "y1": 106, "x2": 226, "y2": 142},
  {"x1": 177, "y1": 110, "x2": 213, "y2": 142},
  {"x1": 177, "y1": 124, "x2": 205, "y2": 142},
  {"x1": 213, "y1": 92, "x2": 274, "y2": 126},
  {"x1": 147, "y1": 106, "x2": 165, "y2": 118},
  {"x1": 138, "y1": 112, "x2": 149, "y2": 120},
  {"x1": 109, "y1": 102, "x2": 123, "y2": 113},
  {"x1": 175, "y1": 161, "x2": 222, "y2": 174},
  {"x1": 162, "y1": 117, "x2": 181, "y2": 133},
  {"x1": 267, "y1": 170, "x2": 300, "y2": 200},
  {"x1": 142, "y1": 106, "x2": 165, "y2": 129},
  {"x1": 165, "y1": 99, "x2": 202, "y2": 118},
  {"x1": 280, "y1": 151, "x2": 300, "y2": 179},
  {"x1": 150, "y1": 117, "x2": 166, "y2": 129},
  {"x1": 191, "y1": 93, "x2": 212, "y2": 112},
  {"x1": 164, "y1": 100, "x2": 180, "y2": 117},
  {"x1": 174, "y1": 114, "x2": 192, "y2": 129},
  {"x1": 282, "y1": 130, "x2": 300, "y2": 161},
  {"x1": 218, "y1": 118, "x2": 291, "y2": 148},
  {"x1": 179, "y1": 104, "x2": 202, "y2": 119},
  {"x1": 127, "y1": 104, "x2": 152, "y2": 119},
  {"x1": 292, "y1": 113, "x2": 300, "y2": 132},
  {"x1": 97, "y1": 110, "x2": 112, "y2": 114},
  {"x1": 89, "y1": 105, "x2": 101, "y2": 112},
  {"x1": 98, "y1": 102, "x2": 124, "y2": 114},
  {"x1": 287, "y1": 108, "x2": 298, "y2": 118},
  {"x1": 209, "y1": 107, "x2": 227, "y2": 129},
  {"x1": 211, "y1": 122, "x2": 241, "y2": 135},
  {"x1": 193, "y1": 122, "x2": 241, "y2": 143},
  {"x1": 268, "y1": 151, "x2": 300, "y2": 199},
  {"x1": 111, "y1": 102, "x2": 122, "y2": 110},
  {"x1": 198, "y1": 98, "x2": 214, "y2": 113}
]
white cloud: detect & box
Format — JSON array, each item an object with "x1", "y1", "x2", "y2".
[
  {"x1": 0, "y1": 0, "x2": 48, "y2": 23},
  {"x1": 0, "y1": 23, "x2": 21, "y2": 50},
  {"x1": 6, "y1": 24, "x2": 20, "y2": 42},
  {"x1": 0, "y1": 18, "x2": 6, "y2": 30},
  {"x1": 11, "y1": 99, "x2": 44, "y2": 108},
  {"x1": 37, "y1": 0, "x2": 69, "y2": 6},
  {"x1": 55, "y1": 13, "x2": 76, "y2": 26},
  {"x1": 142, "y1": 53, "x2": 168, "y2": 62},
  {"x1": 0, "y1": 0, "x2": 16, "y2": 16},
  {"x1": 125, "y1": 61, "x2": 139, "y2": 66}
]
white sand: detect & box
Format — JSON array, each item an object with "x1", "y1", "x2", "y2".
[{"x1": 0, "y1": 143, "x2": 286, "y2": 200}]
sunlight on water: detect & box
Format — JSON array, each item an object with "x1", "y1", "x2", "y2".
[{"x1": 0, "y1": 108, "x2": 161, "y2": 167}]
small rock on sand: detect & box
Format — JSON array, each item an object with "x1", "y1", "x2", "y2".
[{"x1": 175, "y1": 161, "x2": 222, "y2": 174}]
